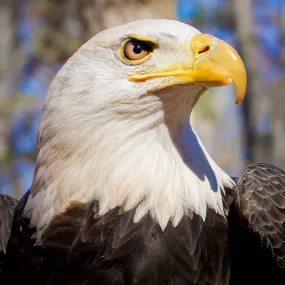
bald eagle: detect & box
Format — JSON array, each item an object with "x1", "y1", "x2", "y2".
[{"x1": 1, "y1": 19, "x2": 285, "y2": 285}]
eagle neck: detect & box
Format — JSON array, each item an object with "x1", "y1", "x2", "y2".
[{"x1": 25, "y1": 89, "x2": 234, "y2": 231}]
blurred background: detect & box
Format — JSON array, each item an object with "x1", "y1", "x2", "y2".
[{"x1": 0, "y1": 0, "x2": 284, "y2": 199}]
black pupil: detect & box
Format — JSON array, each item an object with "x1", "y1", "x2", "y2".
[
  {"x1": 133, "y1": 43, "x2": 144, "y2": 54},
  {"x1": 132, "y1": 41, "x2": 151, "y2": 54}
]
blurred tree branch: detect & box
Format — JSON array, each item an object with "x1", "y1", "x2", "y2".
[
  {"x1": 272, "y1": 4, "x2": 285, "y2": 167},
  {"x1": 75, "y1": 0, "x2": 175, "y2": 38},
  {"x1": 233, "y1": 0, "x2": 273, "y2": 164},
  {"x1": 232, "y1": 0, "x2": 257, "y2": 163},
  {"x1": 281, "y1": 5, "x2": 285, "y2": 62}
]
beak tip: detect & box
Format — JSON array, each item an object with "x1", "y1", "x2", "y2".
[{"x1": 235, "y1": 92, "x2": 246, "y2": 105}]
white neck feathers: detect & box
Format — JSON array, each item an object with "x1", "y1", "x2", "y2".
[{"x1": 25, "y1": 86, "x2": 235, "y2": 231}]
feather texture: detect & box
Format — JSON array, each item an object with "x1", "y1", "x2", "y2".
[
  {"x1": 229, "y1": 163, "x2": 285, "y2": 285},
  {"x1": 3, "y1": 163, "x2": 285, "y2": 284},
  {"x1": 0, "y1": 194, "x2": 18, "y2": 253},
  {"x1": 1, "y1": 192, "x2": 233, "y2": 285}
]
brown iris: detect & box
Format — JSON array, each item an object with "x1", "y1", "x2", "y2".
[{"x1": 123, "y1": 40, "x2": 153, "y2": 61}]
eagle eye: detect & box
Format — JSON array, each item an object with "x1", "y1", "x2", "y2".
[{"x1": 123, "y1": 40, "x2": 153, "y2": 61}]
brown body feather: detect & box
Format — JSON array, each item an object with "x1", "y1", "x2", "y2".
[
  {"x1": 0, "y1": 195, "x2": 18, "y2": 253},
  {"x1": 1, "y1": 163, "x2": 285, "y2": 285},
  {"x1": 229, "y1": 163, "x2": 285, "y2": 285},
  {"x1": 1, "y1": 192, "x2": 232, "y2": 285}
]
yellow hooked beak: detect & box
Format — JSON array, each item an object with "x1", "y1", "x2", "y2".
[{"x1": 128, "y1": 34, "x2": 247, "y2": 104}]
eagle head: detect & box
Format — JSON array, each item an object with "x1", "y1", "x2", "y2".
[{"x1": 25, "y1": 19, "x2": 247, "y2": 231}]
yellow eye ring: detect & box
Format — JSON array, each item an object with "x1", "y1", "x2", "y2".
[
  {"x1": 124, "y1": 40, "x2": 152, "y2": 60},
  {"x1": 120, "y1": 37, "x2": 156, "y2": 64}
]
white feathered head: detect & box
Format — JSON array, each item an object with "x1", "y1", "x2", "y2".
[{"x1": 25, "y1": 19, "x2": 246, "y2": 231}]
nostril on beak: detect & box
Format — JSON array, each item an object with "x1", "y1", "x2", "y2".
[{"x1": 198, "y1": 46, "x2": 210, "y2": 54}]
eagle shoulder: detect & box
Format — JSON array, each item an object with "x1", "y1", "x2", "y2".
[
  {"x1": 0, "y1": 194, "x2": 18, "y2": 254},
  {"x1": 228, "y1": 162, "x2": 285, "y2": 284}
]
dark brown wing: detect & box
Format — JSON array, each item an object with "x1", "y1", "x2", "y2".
[
  {"x1": 0, "y1": 194, "x2": 18, "y2": 253},
  {"x1": 0, "y1": 190, "x2": 44, "y2": 285},
  {"x1": 41, "y1": 200, "x2": 231, "y2": 285},
  {"x1": 228, "y1": 162, "x2": 285, "y2": 285},
  {"x1": 3, "y1": 191, "x2": 231, "y2": 285}
]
